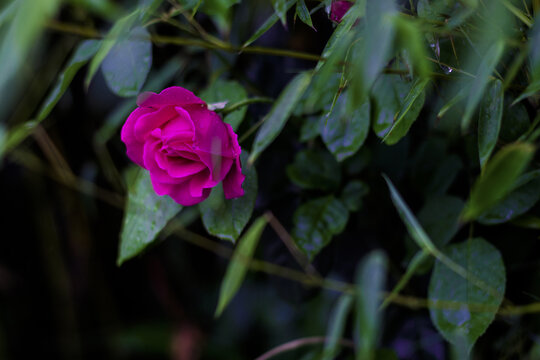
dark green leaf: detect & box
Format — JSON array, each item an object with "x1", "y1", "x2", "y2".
[
  {"x1": 199, "y1": 153, "x2": 257, "y2": 243},
  {"x1": 462, "y1": 41, "x2": 505, "y2": 131},
  {"x1": 242, "y1": 0, "x2": 295, "y2": 47},
  {"x1": 371, "y1": 75, "x2": 409, "y2": 138},
  {"x1": 118, "y1": 170, "x2": 182, "y2": 265},
  {"x1": 478, "y1": 170, "x2": 540, "y2": 225},
  {"x1": 85, "y1": 9, "x2": 141, "y2": 89},
  {"x1": 429, "y1": 238, "x2": 506, "y2": 353},
  {"x1": 478, "y1": 79, "x2": 503, "y2": 168},
  {"x1": 320, "y1": 93, "x2": 370, "y2": 162},
  {"x1": 354, "y1": 251, "x2": 388, "y2": 360},
  {"x1": 101, "y1": 26, "x2": 152, "y2": 97},
  {"x1": 514, "y1": 15, "x2": 540, "y2": 103},
  {"x1": 215, "y1": 216, "x2": 268, "y2": 317},
  {"x1": 321, "y1": 294, "x2": 354, "y2": 360},
  {"x1": 340, "y1": 180, "x2": 369, "y2": 212},
  {"x1": 249, "y1": 72, "x2": 312, "y2": 163},
  {"x1": 299, "y1": 116, "x2": 321, "y2": 142},
  {"x1": 418, "y1": 195, "x2": 465, "y2": 248},
  {"x1": 295, "y1": 0, "x2": 313, "y2": 29},
  {"x1": 424, "y1": 155, "x2": 463, "y2": 197},
  {"x1": 200, "y1": 79, "x2": 248, "y2": 130},
  {"x1": 462, "y1": 142, "x2": 535, "y2": 221},
  {"x1": 383, "y1": 78, "x2": 428, "y2": 145},
  {"x1": 500, "y1": 100, "x2": 530, "y2": 142},
  {"x1": 286, "y1": 148, "x2": 341, "y2": 191},
  {"x1": 292, "y1": 196, "x2": 348, "y2": 261}
]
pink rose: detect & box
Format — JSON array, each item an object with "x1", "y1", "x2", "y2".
[
  {"x1": 121, "y1": 86, "x2": 245, "y2": 206},
  {"x1": 330, "y1": 0, "x2": 353, "y2": 23}
]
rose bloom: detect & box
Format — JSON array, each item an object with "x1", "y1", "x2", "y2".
[
  {"x1": 121, "y1": 86, "x2": 245, "y2": 206},
  {"x1": 330, "y1": 0, "x2": 353, "y2": 23}
]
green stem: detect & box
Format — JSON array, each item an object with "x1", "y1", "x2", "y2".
[{"x1": 220, "y1": 97, "x2": 273, "y2": 114}]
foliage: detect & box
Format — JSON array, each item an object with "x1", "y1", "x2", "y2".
[{"x1": 2, "y1": 0, "x2": 540, "y2": 358}]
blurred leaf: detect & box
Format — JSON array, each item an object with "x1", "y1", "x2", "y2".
[
  {"x1": 462, "y1": 41, "x2": 505, "y2": 131},
  {"x1": 354, "y1": 250, "x2": 388, "y2": 360},
  {"x1": 371, "y1": 75, "x2": 409, "y2": 138},
  {"x1": 85, "y1": 9, "x2": 141, "y2": 89},
  {"x1": 340, "y1": 180, "x2": 369, "y2": 212},
  {"x1": 514, "y1": 14, "x2": 540, "y2": 103},
  {"x1": 286, "y1": 148, "x2": 341, "y2": 191},
  {"x1": 321, "y1": 294, "x2": 354, "y2": 360},
  {"x1": 320, "y1": 93, "x2": 370, "y2": 162},
  {"x1": 418, "y1": 195, "x2": 464, "y2": 248},
  {"x1": 300, "y1": 116, "x2": 321, "y2": 142},
  {"x1": 295, "y1": 0, "x2": 313, "y2": 29},
  {"x1": 393, "y1": 16, "x2": 431, "y2": 79},
  {"x1": 118, "y1": 170, "x2": 182, "y2": 265},
  {"x1": 478, "y1": 170, "x2": 540, "y2": 225},
  {"x1": 478, "y1": 79, "x2": 503, "y2": 168},
  {"x1": 500, "y1": 100, "x2": 530, "y2": 142},
  {"x1": 102, "y1": 26, "x2": 152, "y2": 97},
  {"x1": 249, "y1": 72, "x2": 311, "y2": 163},
  {"x1": 383, "y1": 78, "x2": 428, "y2": 145},
  {"x1": 383, "y1": 175, "x2": 438, "y2": 253},
  {"x1": 242, "y1": 0, "x2": 295, "y2": 47},
  {"x1": 462, "y1": 143, "x2": 535, "y2": 221},
  {"x1": 199, "y1": 153, "x2": 257, "y2": 243},
  {"x1": 349, "y1": 0, "x2": 396, "y2": 105},
  {"x1": 271, "y1": 0, "x2": 289, "y2": 26},
  {"x1": 200, "y1": 79, "x2": 248, "y2": 130},
  {"x1": 428, "y1": 238, "x2": 506, "y2": 353},
  {"x1": 292, "y1": 196, "x2": 349, "y2": 261},
  {"x1": 1, "y1": 40, "x2": 100, "y2": 157},
  {"x1": 200, "y1": 0, "x2": 240, "y2": 30},
  {"x1": 215, "y1": 216, "x2": 268, "y2": 317},
  {"x1": 66, "y1": 0, "x2": 122, "y2": 20},
  {"x1": 424, "y1": 155, "x2": 463, "y2": 197},
  {"x1": 0, "y1": 0, "x2": 60, "y2": 96},
  {"x1": 139, "y1": 0, "x2": 164, "y2": 22}
]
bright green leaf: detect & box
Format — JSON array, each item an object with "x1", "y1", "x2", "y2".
[
  {"x1": 249, "y1": 72, "x2": 311, "y2": 164},
  {"x1": 462, "y1": 142, "x2": 535, "y2": 221},
  {"x1": 295, "y1": 0, "x2": 314, "y2": 29},
  {"x1": 320, "y1": 93, "x2": 370, "y2": 162},
  {"x1": 383, "y1": 78, "x2": 429, "y2": 145},
  {"x1": 393, "y1": 16, "x2": 431, "y2": 79},
  {"x1": 200, "y1": 79, "x2": 248, "y2": 130},
  {"x1": 478, "y1": 79, "x2": 503, "y2": 168},
  {"x1": 355, "y1": 250, "x2": 388, "y2": 360},
  {"x1": 199, "y1": 153, "x2": 257, "y2": 243},
  {"x1": 101, "y1": 26, "x2": 152, "y2": 97},
  {"x1": 118, "y1": 170, "x2": 182, "y2": 265},
  {"x1": 215, "y1": 216, "x2": 268, "y2": 317},
  {"x1": 286, "y1": 148, "x2": 341, "y2": 191},
  {"x1": 428, "y1": 238, "x2": 506, "y2": 353},
  {"x1": 271, "y1": 0, "x2": 289, "y2": 26},
  {"x1": 292, "y1": 196, "x2": 349, "y2": 261}
]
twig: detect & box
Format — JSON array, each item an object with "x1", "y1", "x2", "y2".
[{"x1": 255, "y1": 336, "x2": 354, "y2": 360}]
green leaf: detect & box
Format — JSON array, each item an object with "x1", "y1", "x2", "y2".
[
  {"x1": 199, "y1": 153, "x2": 257, "y2": 243},
  {"x1": 118, "y1": 170, "x2": 182, "y2": 265},
  {"x1": 478, "y1": 170, "x2": 540, "y2": 225},
  {"x1": 383, "y1": 175, "x2": 438, "y2": 253},
  {"x1": 500, "y1": 100, "x2": 530, "y2": 142},
  {"x1": 295, "y1": 0, "x2": 313, "y2": 29},
  {"x1": 478, "y1": 79, "x2": 503, "y2": 168},
  {"x1": 428, "y1": 238, "x2": 506, "y2": 353},
  {"x1": 418, "y1": 195, "x2": 465, "y2": 248},
  {"x1": 461, "y1": 41, "x2": 505, "y2": 131},
  {"x1": 383, "y1": 78, "x2": 428, "y2": 145},
  {"x1": 101, "y1": 26, "x2": 152, "y2": 97},
  {"x1": 321, "y1": 294, "x2": 354, "y2": 360},
  {"x1": 271, "y1": 0, "x2": 289, "y2": 26},
  {"x1": 215, "y1": 216, "x2": 268, "y2": 317},
  {"x1": 371, "y1": 75, "x2": 410, "y2": 138},
  {"x1": 354, "y1": 250, "x2": 388, "y2": 360},
  {"x1": 393, "y1": 16, "x2": 431, "y2": 79},
  {"x1": 340, "y1": 180, "x2": 369, "y2": 212},
  {"x1": 200, "y1": 79, "x2": 248, "y2": 130},
  {"x1": 249, "y1": 72, "x2": 312, "y2": 164},
  {"x1": 299, "y1": 116, "x2": 321, "y2": 142},
  {"x1": 286, "y1": 148, "x2": 341, "y2": 191},
  {"x1": 292, "y1": 196, "x2": 349, "y2": 261},
  {"x1": 242, "y1": 0, "x2": 295, "y2": 47},
  {"x1": 462, "y1": 142, "x2": 535, "y2": 221},
  {"x1": 320, "y1": 93, "x2": 370, "y2": 162},
  {"x1": 514, "y1": 14, "x2": 540, "y2": 103},
  {"x1": 85, "y1": 9, "x2": 141, "y2": 89}
]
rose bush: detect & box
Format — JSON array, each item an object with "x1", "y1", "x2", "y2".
[{"x1": 121, "y1": 86, "x2": 245, "y2": 206}]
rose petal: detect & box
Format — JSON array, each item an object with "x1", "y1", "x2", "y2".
[
  {"x1": 143, "y1": 140, "x2": 181, "y2": 184},
  {"x1": 167, "y1": 157, "x2": 207, "y2": 178},
  {"x1": 160, "y1": 107, "x2": 196, "y2": 143},
  {"x1": 168, "y1": 183, "x2": 212, "y2": 206},
  {"x1": 121, "y1": 107, "x2": 155, "y2": 167},
  {"x1": 134, "y1": 106, "x2": 178, "y2": 142},
  {"x1": 330, "y1": 0, "x2": 353, "y2": 23},
  {"x1": 223, "y1": 156, "x2": 246, "y2": 199},
  {"x1": 137, "y1": 86, "x2": 206, "y2": 108}
]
